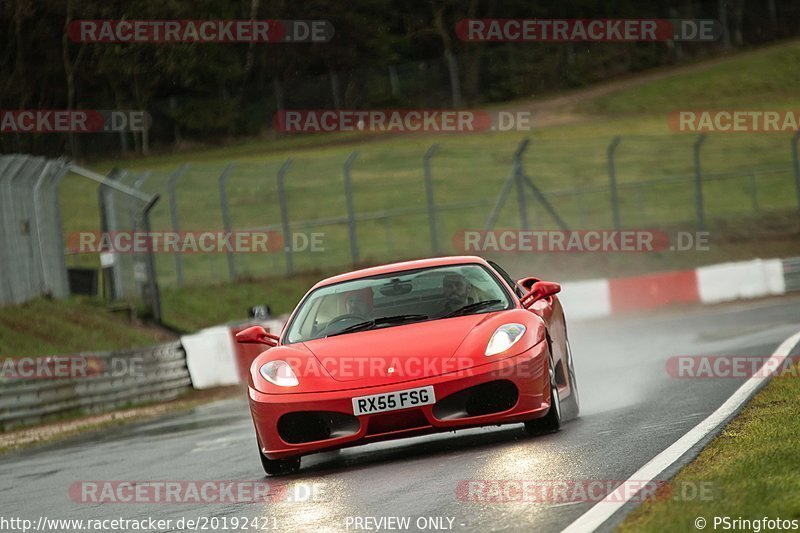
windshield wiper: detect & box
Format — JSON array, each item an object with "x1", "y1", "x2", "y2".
[
  {"x1": 327, "y1": 314, "x2": 429, "y2": 337},
  {"x1": 443, "y1": 299, "x2": 503, "y2": 318}
]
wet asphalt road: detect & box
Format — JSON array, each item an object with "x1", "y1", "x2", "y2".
[{"x1": 3, "y1": 295, "x2": 800, "y2": 533}]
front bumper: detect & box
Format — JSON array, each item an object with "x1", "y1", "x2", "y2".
[{"x1": 249, "y1": 342, "x2": 550, "y2": 459}]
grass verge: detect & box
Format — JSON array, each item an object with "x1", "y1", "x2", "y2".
[
  {"x1": 160, "y1": 270, "x2": 324, "y2": 331},
  {"x1": 0, "y1": 297, "x2": 175, "y2": 359},
  {"x1": 618, "y1": 360, "x2": 800, "y2": 532}
]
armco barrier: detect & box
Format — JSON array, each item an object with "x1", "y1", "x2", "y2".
[
  {"x1": 782, "y1": 257, "x2": 800, "y2": 293},
  {"x1": 0, "y1": 341, "x2": 191, "y2": 432}
]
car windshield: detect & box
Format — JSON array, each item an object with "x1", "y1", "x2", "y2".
[{"x1": 284, "y1": 264, "x2": 513, "y2": 343}]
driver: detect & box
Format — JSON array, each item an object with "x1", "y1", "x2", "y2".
[
  {"x1": 344, "y1": 293, "x2": 371, "y2": 317},
  {"x1": 439, "y1": 272, "x2": 474, "y2": 315}
]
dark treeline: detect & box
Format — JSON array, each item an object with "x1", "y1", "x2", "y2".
[{"x1": 1, "y1": 0, "x2": 799, "y2": 157}]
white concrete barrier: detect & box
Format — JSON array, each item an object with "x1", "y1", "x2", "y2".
[
  {"x1": 182, "y1": 326, "x2": 240, "y2": 389},
  {"x1": 697, "y1": 258, "x2": 786, "y2": 304},
  {"x1": 559, "y1": 279, "x2": 611, "y2": 320}
]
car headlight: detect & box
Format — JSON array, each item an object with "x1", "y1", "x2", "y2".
[
  {"x1": 259, "y1": 360, "x2": 299, "y2": 387},
  {"x1": 485, "y1": 324, "x2": 527, "y2": 356}
]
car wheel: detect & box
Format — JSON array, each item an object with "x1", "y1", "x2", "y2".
[
  {"x1": 259, "y1": 446, "x2": 301, "y2": 476},
  {"x1": 561, "y1": 340, "x2": 580, "y2": 421},
  {"x1": 524, "y1": 366, "x2": 561, "y2": 435}
]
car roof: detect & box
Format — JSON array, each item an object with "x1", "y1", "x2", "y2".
[{"x1": 312, "y1": 256, "x2": 492, "y2": 289}]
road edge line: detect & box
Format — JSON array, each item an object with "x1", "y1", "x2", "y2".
[{"x1": 561, "y1": 328, "x2": 800, "y2": 533}]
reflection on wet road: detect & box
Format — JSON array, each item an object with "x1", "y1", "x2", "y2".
[{"x1": 2, "y1": 296, "x2": 800, "y2": 532}]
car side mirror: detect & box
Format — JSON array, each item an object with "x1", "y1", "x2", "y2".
[
  {"x1": 235, "y1": 325, "x2": 279, "y2": 347},
  {"x1": 516, "y1": 276, "x2": 540, "y2": 292},
  {"x1": 521, "y1": 281, "x2": 561, "y2": 308}
]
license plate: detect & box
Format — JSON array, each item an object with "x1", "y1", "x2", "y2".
[{"x1": 352, "y1": 386, "x2": 435, "y2": 416}]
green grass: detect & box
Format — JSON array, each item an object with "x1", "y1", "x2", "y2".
[
  {"x1": 0, "y1": 297, "x2": 173, "y2": 359},
  {"x1": 583, "y1": 41, "x2": 800, "y2": 113},
  {"x1": 160, "y1": 270, "x2": 324, "y2": 331},
  {"x1": 618, "y1": 363, "x2": 800, "y2": 532}
]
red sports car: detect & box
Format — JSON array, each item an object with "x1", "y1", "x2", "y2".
[{"x1": 236, "y1": 256, "x2": 579, "y2": 475}]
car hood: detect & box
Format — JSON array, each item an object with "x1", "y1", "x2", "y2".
[{"x1": 302, "y1": 314, "x2": 491, "y2": 383}]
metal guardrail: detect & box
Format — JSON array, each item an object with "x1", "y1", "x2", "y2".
[
  {"x1": 783, "y1": 256, "x2": 800, "y2": 293},
  {"x1": 0, "y1": 341, "x2": 191, "y2": 432}
]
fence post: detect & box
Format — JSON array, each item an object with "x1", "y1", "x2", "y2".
[
  {"x1": 518, "y1": 145, "x2": 571, "y2": 231},
  {"x1": 514, "y1": 152, "x2": 529, "y2": 230},
  {"x1": 130, "y1": 171, "x2": 152, "y2": 231},
  {"x1": 217, "y1": 164, "x2": 237, "y2": 280},
  {"x1": 17, "y1": 158, "x2": 47, "y2": 301},
  {"x1": 0, "y1": 157, "x2": 25, "y2": 304},
  {"x1": 277, "y1": 158, "x2": 294, "y2": 274},
  {"x1": 31, "y1": 162, "x2": 55, "y2": 297},
  {"x1": 98, "y1": 168, "x2": 124, "y2": 299},
  {"x1": 486, "y1": 138, "x2": 530, "y2": 230},
  {"x1": 167, "y1": 164, "x2": 189, "y2": 286},
  {"x1": 140, "y1": 195, "x2": 162, "y2": 323},
  {"x1": 792, "y1": 131, "x2": 800, "y2": 212},
  {"x1": 48, "y1": 160, "x2": 70, "y2": 299},
  {"x1": 343, "y1": 152, "x2": 360, "y2": 265},
  {"x1": 693, "y1": 134, "x2": 707, "y2": 230},
  {"x1": 607, "y1": 136, "x2": 622, "y2": 229},
  {"x1": 119, "y1": 170, "x2": 135, "y2": 298},
  {"x1": 113, "y1": 170, "x2": 137, "y2": 231},
  {"x1": 423, "y1": 144, "x2": 440, "y2": 254},
  {"x1": 129, "y1": 171, "x2": 152, "y2": 299}
]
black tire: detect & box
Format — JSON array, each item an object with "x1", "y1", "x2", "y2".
[
  {"x1": 524, "y1": 366, "x2": 562, "y2": 435},
  {"x1": 561, "y1": 340, "x2": 580, "y2": 421},
  {"x1": 259, "y1": 446, "x2": 301, "y2": 476}
]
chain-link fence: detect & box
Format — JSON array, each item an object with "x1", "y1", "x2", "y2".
[
  {"x1": 0, "y1": 155, "x2": 70, "y2": 305},
  {"x1": 4, "y1": 132, "x2": 800, "y2": 311},
  {"x1": 84, "y1": 132, "x2": 800, "y2": 289},
  {"x1": 0, "y1": 155, "x2": 162, "y2": 319}
]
